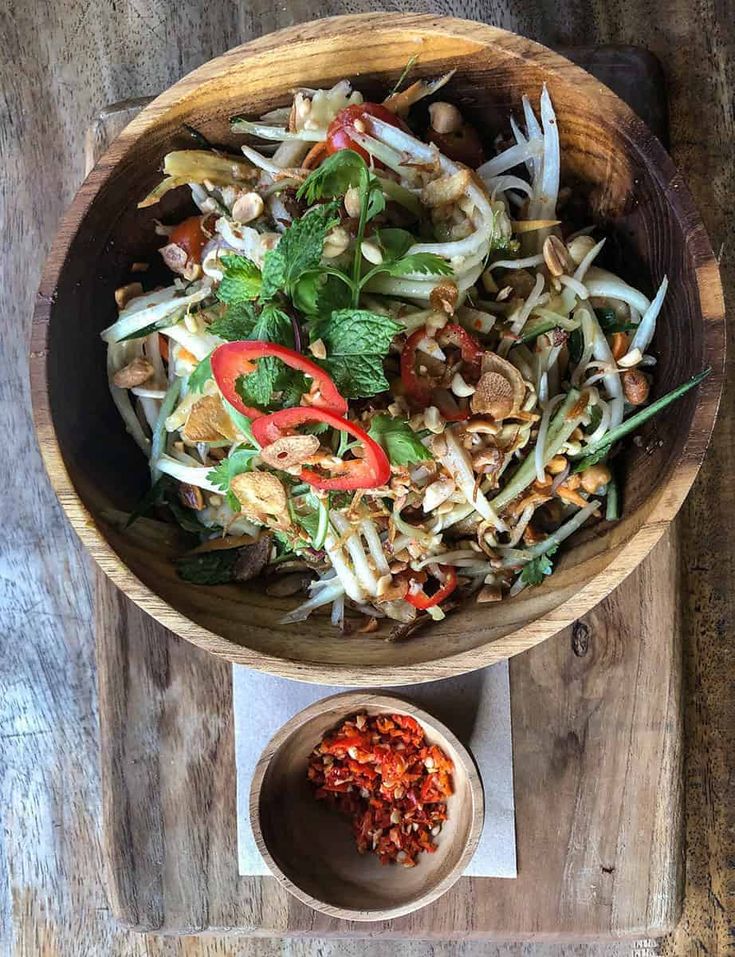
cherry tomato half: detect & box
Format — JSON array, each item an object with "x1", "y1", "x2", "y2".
[
  {"x1": 326, "y1": 103, "x2": 405, "y2": 163},
  {"x1": 168, "y1": 214, "x2": 215, "y2": 264}
]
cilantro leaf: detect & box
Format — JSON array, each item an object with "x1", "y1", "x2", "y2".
[
  {"x1": 209, "y1": 300, "x2": 258, "y2": 340},
  {"x1": 382, "y1": 252, "x2": 453, "y2": 277},
  {"x1": 207, "y1": 449, "x2": 259, "y2": 511},
  {"x1": 366, "y1": 184, "x2": 386, "y2": 222},
  {"x1": 188, "y1": 355, "x2": 212, "y2": 392},
  {"x1": 368, "y1": 415, "x2": 433, "y2": 466},
  {"x1": 297, "y1": 150, "x2": 365, "y2": 204},
  {"x1": 217, "y1": 255, "x2": 262, "y2": 303},
  {"x1": 520, "y1": 545, "x2": 558, "y2": 586},
  {"x1": 312, "y1": 308, "x2": 402, "y2": 399},
  {"x1": 260, "y1": 201, "x2": 340, "y2": 299}
]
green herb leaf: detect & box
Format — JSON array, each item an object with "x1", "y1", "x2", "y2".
[
  {"x1": 381, "y1": 252, "x2": 453, "y2": 278},
  {"x1": 223, "y1": 400, "x2": 256, "y2": 442},
  {"x1": 209, "y1": 300, "x2": 258, "y2": 340},
  {"x1": 233, "y1": 304, "x2": 305, "y2": 412},
  {"x1": 207, "y1": 449, "x2": 259, "y2": 511},
  {"x1": 175, "y1": 549, "x2": 241, "y2": 585},
  {"x1": 188, "y1": 355, "x2": 212, "y2": 392},
  {"x1": 296, "y1": 150, "x2": 365, "y2": 204},
  {"x1": 321, "y1": 355, "x2": 389, "y2": 399},
  {"x1": 217, "y1": 255, "x2": 262, "y2": 303},
  {"x1": 520, "y1": 544, "x2": 558, "y2": 586},
  {"x1": 260, "y1": 201, "x2": 340, "y2": 299},
  {"x1": 312, "y1": 308, "x2": 401, "y2": 357},
  {"x1": 368, "y1": 415, "x2": 433, "y2": 466},
  {"x1": 572, "y1": 369, "x2": 711, "y2": 472},
  {"x1": 312, "y1": 309, "x2": 402, "y2": 399},
  {"x1": 372, "y1": 227, "x2": 414, "y2": 261},
  {"x1": 292, "y1": 270, "x2": 352, "y2": 317},
  {"x1": 366, "y1": 185, "x2": 386, "y2": 222},
  {"x1": 587, "y1": 404, "x2": 603, "y2": 433}
]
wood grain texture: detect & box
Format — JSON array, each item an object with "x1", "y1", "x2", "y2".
[
  {"x1": 3, "y1": 1, "x2": 732, "y2": 956},
  {"x1": 95, "y1": 528, "x2": 684, "y2": 939},
  {"x1": 29, "y1": 15, "x2": 724, "y2": 686},
  {"x1": 93, "y1": 47, "x2": 685, "y2": 941}
]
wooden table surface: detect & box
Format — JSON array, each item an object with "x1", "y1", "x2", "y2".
[{"x1": 2, "y1": 1, "x2": 732, "y2": 956}]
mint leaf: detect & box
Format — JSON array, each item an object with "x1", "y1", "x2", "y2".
[
  {"x1": 234, "y1": 304, "x2": 306, "y2": 412},
  {"x1": 297, "y1": 150, "x2": 365, "y2": 204},
  {"x1": 209, "y1": 300, "x2": 258, "y2": 340},
  {"x1": 188, "y1": 355, "x2": 212, "y2": 392},
  {"x1": 313, "y1": 308, "x2": 402, "y2": 357},
  {"x1": 368, "y1": 415, "x2": 432, "y2": 466},
  {"x1": 207, "y1": 449, "x2": 259, "y2": 511},
  {"x1": 313, "y1": 308, "x2": 402, "y2": 399},
  {"x1": 260, "y1": 201, "x2": 340, "y2": 299},
  {"x1": 250, "y1": 303, "x2": 293, "y2": 345},
  {"x1": 520, "y1": 545, "x2": 558, "y2": 586},
  {"x1": 293, "y1": 270, "x2": 352, "y2": 318},
  {"x1": 217, "y1": 255, "x2": 262, "y2": 303},
  {"x1": 321, "y1": 355, "x2": 389, "y2": 399}
]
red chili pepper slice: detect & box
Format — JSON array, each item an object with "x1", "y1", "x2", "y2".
[
  {"x1": 400, "y1": 324, "x2": 483, "y2": 421},
  {"x1": 251, "y1": 407, "x2": 391, "y2": 491},
  {"x1": 326, "y1": 102, "x2": 406, "y2": 164},
  {"x1": 210, "y1": 340, "x2": 348, "y2": 420},
  {"x1": 404, "y1": 565, "x2": 458, "y2": 609}
]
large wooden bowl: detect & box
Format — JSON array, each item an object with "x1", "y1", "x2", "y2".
[
  {"x1": 250, "y1": 692, "x2": 484, "y2": 921},
  {"x1": 31, "y1": 14, "x2": 724, "y2": 685}
]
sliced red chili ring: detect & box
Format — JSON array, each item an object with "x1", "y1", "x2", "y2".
[
  {"x1": 211, "y1": 340, "x2": 348, "y2": 419},
  {"x1": 404, "y1": 564, "x2": 458, "y2": 609},
  {"x1": 251, "y1": 406, "x2": 391, "y2": 491},
  {"x1": 400, "y1": 323, "x2": 484, "y2": 421}
]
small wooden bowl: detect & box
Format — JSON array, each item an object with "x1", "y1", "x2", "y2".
[
  {"x1": 250, "y1": 692, "x2": 484, "y2": 921},
  {"x1": 31, "y1": 14, "x2": 725, "y2": 684}
]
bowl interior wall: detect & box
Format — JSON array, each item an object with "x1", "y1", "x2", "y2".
[
  {"x1": 45, "y1": 24, "x2": 708, "y2": 668},
  {"x1": 255, "y1": 701, "x2": 478, "y2": 915}
]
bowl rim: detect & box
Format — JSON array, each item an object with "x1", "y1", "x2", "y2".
[
  {"x1": 248, "y1": 690, "x2": 485, "y2": 921},
  {"x1": 30, "y1": 12, "x2": 726, "y2": 685}
]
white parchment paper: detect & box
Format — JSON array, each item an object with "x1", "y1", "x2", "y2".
[{"x1": 233, "y1": 661, "x2": 516, "y2": 878}]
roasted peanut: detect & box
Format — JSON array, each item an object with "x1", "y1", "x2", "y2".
[
  {"x1": 622, "y1": 368, "x2": 650, "y2": 405},
  {"x1": 579, "y1": 464, "x2": 612, "y2": 494},
  {"x1": 428, "y1": 101, "x2": 463, "y2": 134}
]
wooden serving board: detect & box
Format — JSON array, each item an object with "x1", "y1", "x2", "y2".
[{"x1": 94, "y1": 47, "x2": 682, "y2": 939}]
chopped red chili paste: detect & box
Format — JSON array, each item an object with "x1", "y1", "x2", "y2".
[{"x1": 307, "y1": 712, "x2": 454, "y2": 867}]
